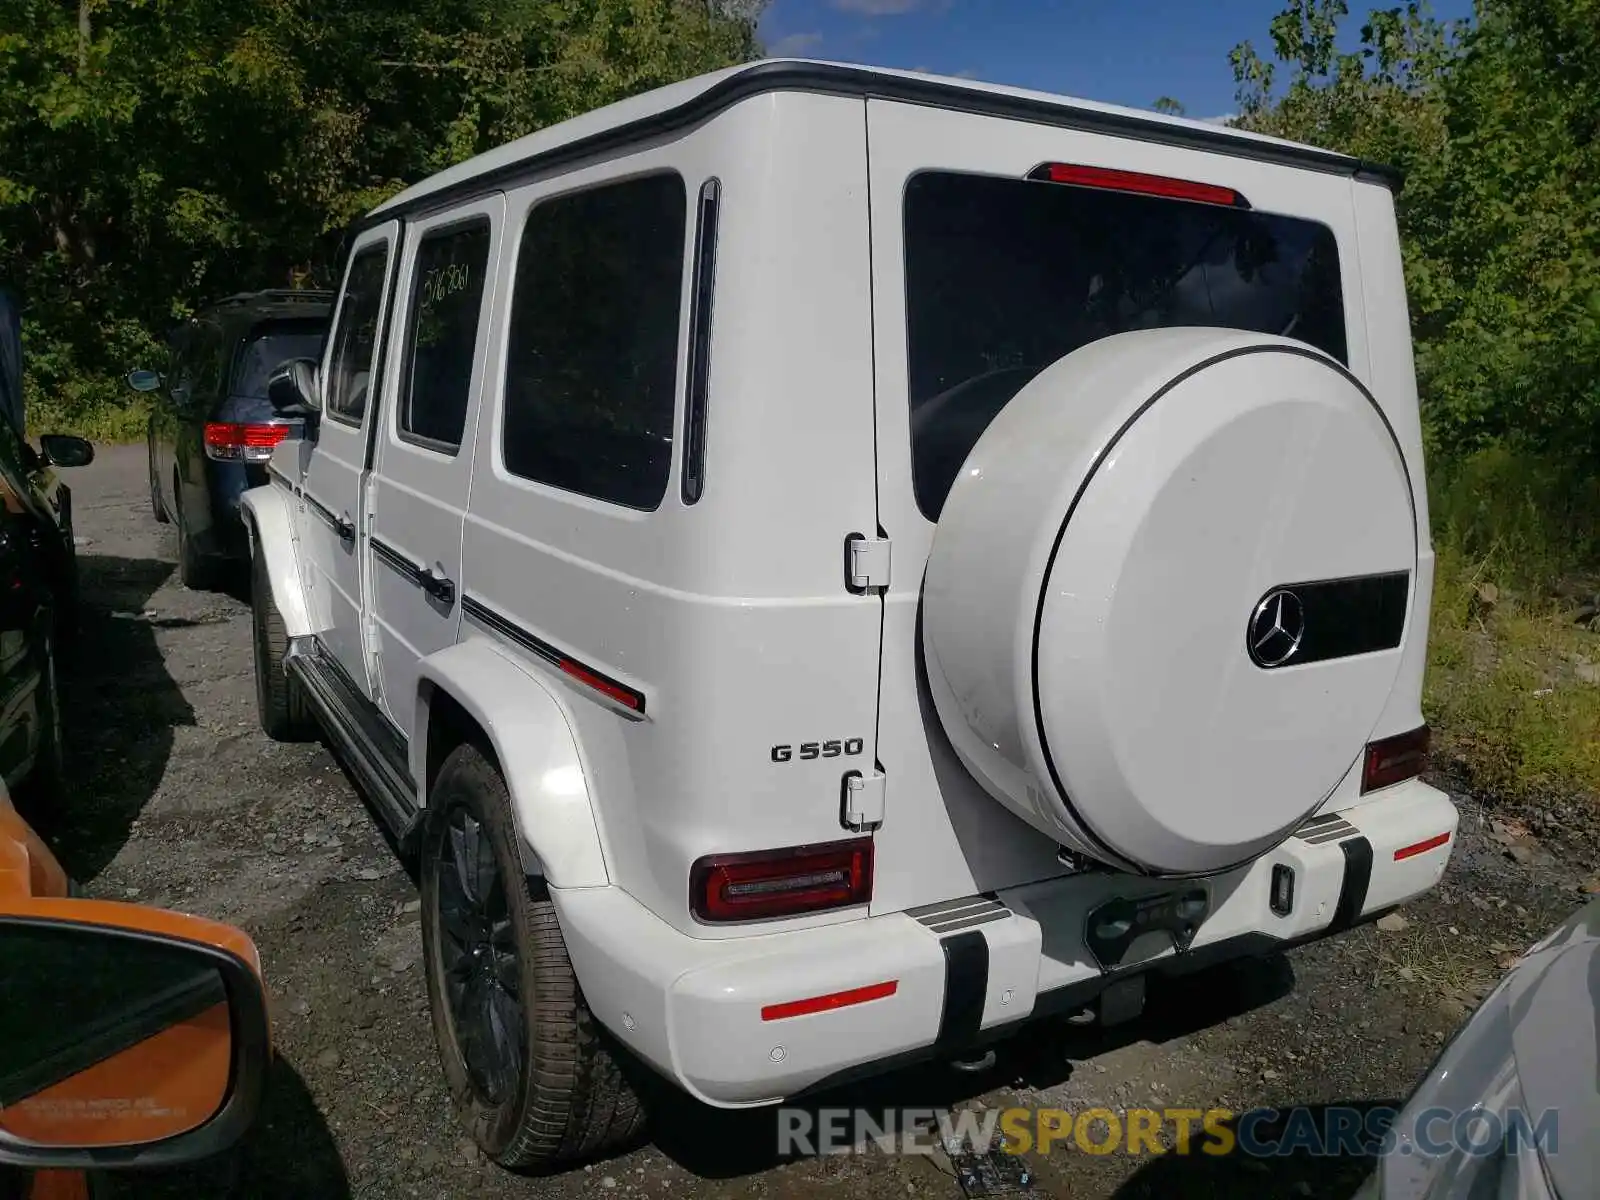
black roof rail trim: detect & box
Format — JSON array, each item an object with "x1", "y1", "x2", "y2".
[
  {"x1": 195, "y1": 289, "x2": 337, "y2": 312},
  {"x1": 351, "y1": 60, "x2": 1402, "y2": 235}
]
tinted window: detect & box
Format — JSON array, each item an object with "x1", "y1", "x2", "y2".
[
  {"x1": 905, "y1": 171, "x2": 1347, "y2": 519},
  {"x1": 326, "y1": 244, "x2": 390, "y2": 423},
  {"x1": 231, "y1": 322, "x2": 327, "y2": 399},
  {"x1": 503, "y1": 174, "x2": 687, "y2": 509},
  {"x1": 166, "y1": 331, "x2": 197, "y2": 403},
  {"x1": 399, "y1": 221, "x2": 491, "y2": 451},
  {"x1": 190, "y1": 321, "x2": 227, "y2": 400}
]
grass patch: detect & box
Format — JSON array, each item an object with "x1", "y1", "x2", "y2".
[
  {"x1": 24, "y1": 375, "x2": 150, "y2": 444},
  {"x1": 1424, "y1": 448, "x2": 1600, "y2": 802}
]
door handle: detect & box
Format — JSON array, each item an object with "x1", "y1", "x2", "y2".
[
  {"x1": 336, "y1": 511, "x2": 355, "y2": 543},
  {"x1": 420, "y1": 565, "x2": 455, "y2": 606}
]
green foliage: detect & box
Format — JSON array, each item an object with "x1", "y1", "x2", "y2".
[
  {"x1": 1426, "y1": 528, "x2": 1600, "y2": 803},
  {"x1": 0, "y1": 0, "x2": 764, "y2": 438},
  {"x1": 1232, "y1": 0, "x2": 1600, "y2": 465}
]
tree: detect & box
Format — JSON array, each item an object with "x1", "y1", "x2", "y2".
[
  {"x1": 0, "y1": 0, "x2": 765, "y2": 435},
  {"x1": 1152, "y1": 96, "x2": 1185, "y2": 116},
  {"x1": 1230, "y1": 0, "x2": 1600, "y2": 463}
]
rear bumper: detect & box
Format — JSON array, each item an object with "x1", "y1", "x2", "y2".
[{"x1": 552, "y1": 779, "x2": 1456, "y2": 1108}]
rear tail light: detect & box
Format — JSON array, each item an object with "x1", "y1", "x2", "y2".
[
  {"x1": 204, "y1": 421, "x2": 292, "y2": 463},
  {"x1": 1361, "y1": 725, "x2": 1430, "y2": 794},
  {"x1": 690, "y1": 837, "x2": 873, "y2": 923},
  {"x1": 1027, "y1": 162, "x2": 1247, "y2": 208}
]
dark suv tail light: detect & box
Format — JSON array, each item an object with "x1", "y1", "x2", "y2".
[
  {"x1": 1361, "y1": 725, "x2": 1430, "y2": 793},
  {"x1": 204, "y1": 421, "x2": 291, "y2": 463},
  {"x1": 690, "y1": 837, "x2": 873, "y2": 923}
]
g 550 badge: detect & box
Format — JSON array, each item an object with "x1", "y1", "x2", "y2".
[{"x1": 771, "y1": 738, "x2": 866, "y2": 763}]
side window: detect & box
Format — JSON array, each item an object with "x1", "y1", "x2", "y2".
[
  {"x1": 325, "y1": 244, "x2": 390, "y2": 424},
  {"x1": 194, "y1": 323, "x2": 227, "y2": 398},
  {"x1": 166, "y1": 332, "x2": 193, "y2": 401},
  {"x1": 502, "y1": 173, "x2": 687, "y2": 510},
  {"x1": 398, "y1": 220, "x2": 492, "y2": 452}
]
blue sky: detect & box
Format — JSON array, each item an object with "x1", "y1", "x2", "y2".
[{"x1": 759, "y1": 0, "x2": 1475, "y2": 120}]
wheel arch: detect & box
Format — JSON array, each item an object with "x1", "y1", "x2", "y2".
[
  {"x1": 239, "y1": 484, "x2": 313, "y2": 637},
  {"x1": 414, "y1": 639, "x2": 609, "y2": 889}
]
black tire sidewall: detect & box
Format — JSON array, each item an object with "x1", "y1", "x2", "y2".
[
  {"x1": 251, "y1": 551, "x2": 308, "y2": 739},
  {"x1": 251, "y1": 557, "x2": 275, "y2": 727},
  {"x1": 420, "y1": 744, "x2": 537, "y2": 1159},
  {"x1": 174, "y1": 482, "x2": 211, "y2": 590}
]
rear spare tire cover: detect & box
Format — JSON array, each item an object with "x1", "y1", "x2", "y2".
[{"x1": 922, "y1": 329, "x2": 1417, "y2": 875}]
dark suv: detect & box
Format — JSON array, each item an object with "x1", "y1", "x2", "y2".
[
  {"x1": 0, "y1": 287, "x2": 94, "y2": 813},
  {"x1": 130, "y1": 290, "x2": 332, "y2": 589}
]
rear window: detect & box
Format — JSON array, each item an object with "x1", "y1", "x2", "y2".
[
  {"x1": 905, "y1": 171, "x2": 1347, "y2": 519},
  {"x1": 231, "y1": 322, "x2": 327, "y2": 399}
]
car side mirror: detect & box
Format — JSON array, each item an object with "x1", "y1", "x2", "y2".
[
  {"x1": 125, "y1": 369, "x2": 162, "y2": 393},
  {"x1": 0, "y1": 898, "x2": 271, "y2": 1171},
  {"x1": 37, "y1": 435, "x2": 94, "y2": 469},
  {"x1": 267, "y1": 358, "x2": 322, "y2": 418}
]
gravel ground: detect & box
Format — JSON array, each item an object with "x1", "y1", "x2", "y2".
[{"x1": 48, "y1": 445, "x2": 1599, "y2": 1199}]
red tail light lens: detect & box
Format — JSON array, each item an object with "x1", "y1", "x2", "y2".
[
  {"x1": 1362, "y1": 725, "x2": 1430, "y2": 793},
  {"x1": 204, "y1": 422, "x2": 292, "y2": 463},
  {"x1": 690, "y1": 837, "x2": 873, "y2": 923},
  {"x1": 1028, "y1": 162, "x2": 1246, "y2": 208}
]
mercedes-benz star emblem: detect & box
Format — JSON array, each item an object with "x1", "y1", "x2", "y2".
[{"x1": 1248, "y1": 589, "x2": 1306, "y2": 668}]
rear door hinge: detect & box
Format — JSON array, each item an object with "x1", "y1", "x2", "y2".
[
  {"x1": 845, "y1": 533, "x2": 891, "y2": 593},
  {"x1": 841, "y1": 769, "x2": 886, "y2": 832}
]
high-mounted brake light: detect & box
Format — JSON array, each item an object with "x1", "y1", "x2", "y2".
[
  {"x1": 1361, "y1": 725, "x2": 1430, "y2": 794},
  {"x1": 690, "y1": 837, "x2": 873, "y2": 923},
  {"x1": 1027, "y1": 163, "x2": 1247, "y2": 208},
  {"x1": 204, "y1": 421, "x2": 291, "y2": 463}
]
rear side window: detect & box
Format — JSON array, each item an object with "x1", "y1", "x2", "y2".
[
  {"x1": 231, "y1": 322, "x2": 326, "y2": 399},
  {"x1": 502, "y1": 173, "x2": 687, "y2": 510},
  {"x1": 326, "y1": 244, "x2": 390, "y2": 424},
  {"x1": 399, "y1": 220, "x2": 492, "y2": 452},
  {"x1": 905, "y1": 171, "x2": 1347, "y2": 519}
]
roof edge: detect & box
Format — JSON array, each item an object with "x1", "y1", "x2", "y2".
[{"x1": 363, "y1": 59, "x2": 1403, "y2": 231}]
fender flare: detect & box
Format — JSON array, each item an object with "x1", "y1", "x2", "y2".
[
  {"x1": 239, "y1": 483, "x2": 313, "y2": 638},
  {"x1": 414, "y1": 639, "x2": 609, "y2": 889}
]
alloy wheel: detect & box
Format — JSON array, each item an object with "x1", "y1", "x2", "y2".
[{"x1": 434, "y1": 803, "x2": 523, "y2": 1105}]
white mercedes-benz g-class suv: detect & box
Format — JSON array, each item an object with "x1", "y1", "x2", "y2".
[{"x1": 246, "y1": 59, "x2": 1457, "y2": 1168}]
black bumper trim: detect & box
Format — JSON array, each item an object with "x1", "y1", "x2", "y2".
[
  {"x1": 1329, "y1": 835, "x2": 1374, "y2": 933},
  {"x1": 934, "y1": 930, "x2": 989, "y2": 1052}
]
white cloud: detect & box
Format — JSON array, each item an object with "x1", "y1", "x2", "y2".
[
  {"x1": 831, "y1": 0, "x2": 927, "y2": 15},
  {"x1": 1200, "y1": 113, "x2": 1238, "y2": 126},
  {"x1": 767, "y1": 31, "x2": 825, "y2": 56}
]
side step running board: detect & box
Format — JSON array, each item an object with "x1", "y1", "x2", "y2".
[{"x1": 286, "y1": 637, "x2": 422, "y2": 849}]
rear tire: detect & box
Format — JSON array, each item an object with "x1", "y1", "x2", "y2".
[
  {"x1": 251, "y1": 550, "x2": 313, "y2": 742},
  {"x1": 14, "y1": 626, "x2": 67, "y2": 823},
  {"x1": 148, "y1": 429, "x2": 169, "y2": 524},
  {"x1": 175, "y1": 481, "x2": 216, "y2": 591},
  {"x1": 421, "y1": 743, "x2": 647, "y2": 1170}
]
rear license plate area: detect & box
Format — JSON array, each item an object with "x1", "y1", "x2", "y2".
[{"x1": 1084, "y1": 886, "x2": 1210, "y2": 971}]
